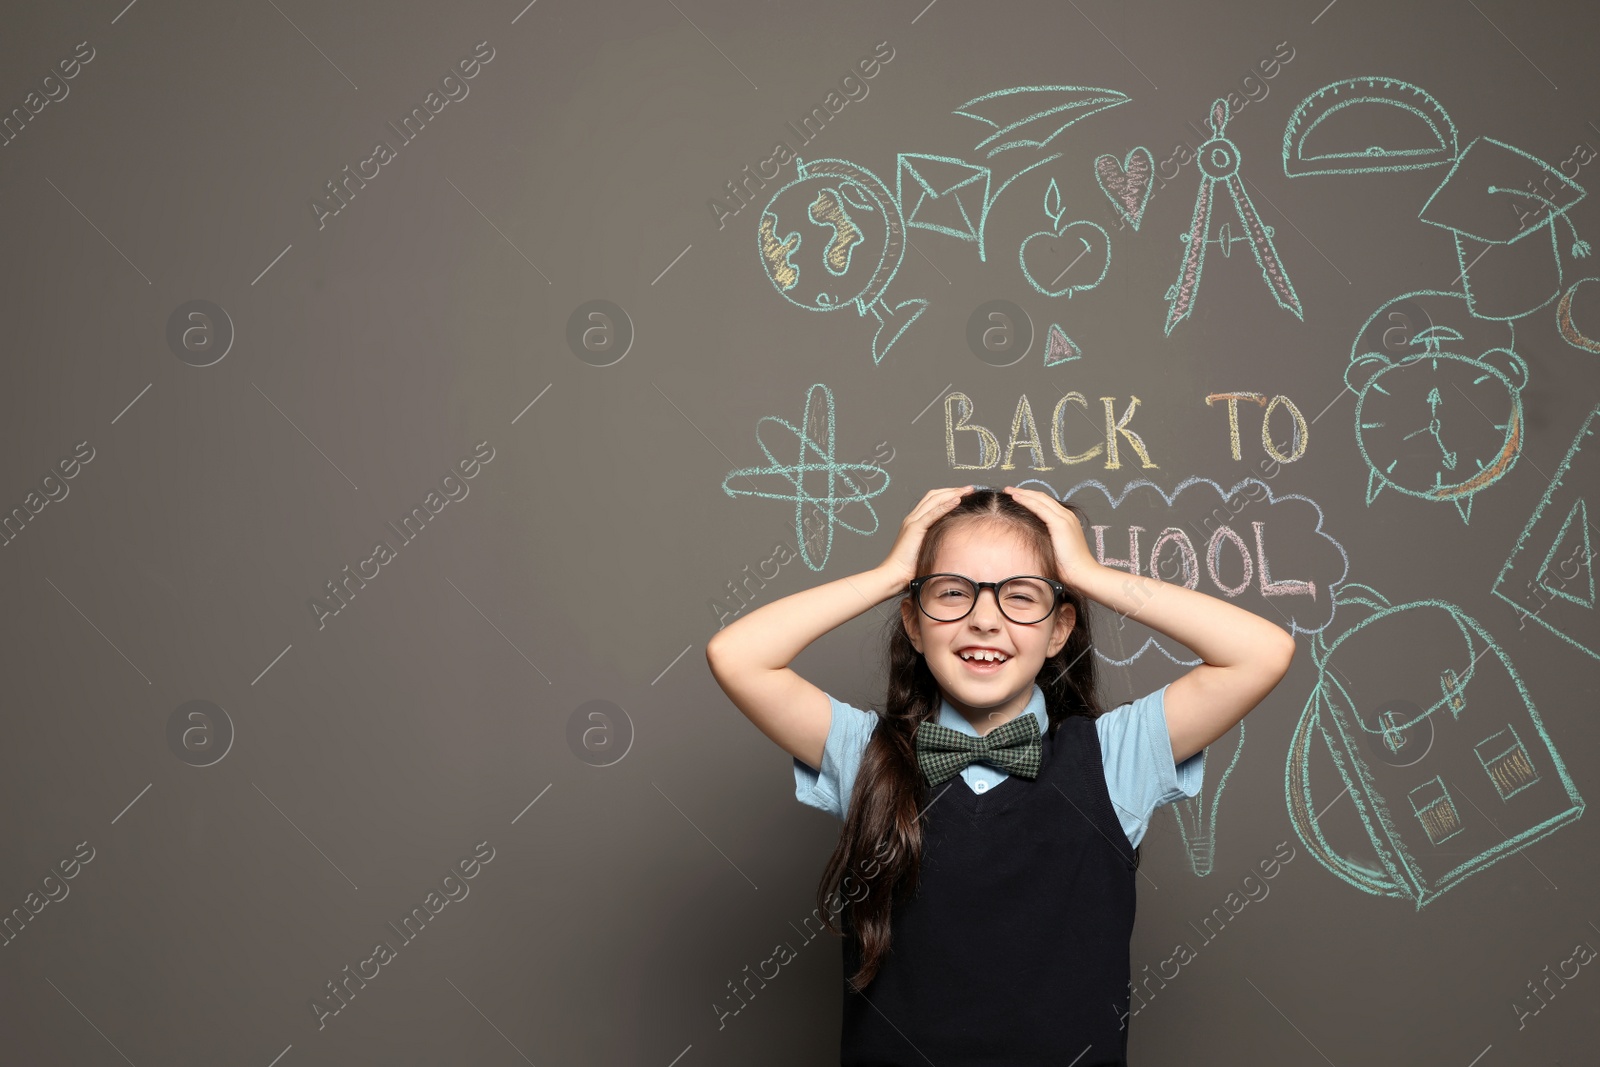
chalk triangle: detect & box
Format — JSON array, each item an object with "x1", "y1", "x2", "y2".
[
  {"x1": 1493, "y1": 404, "x2": 1600, "y2": 658},
  {"x1": 1535, "y1": 497, "x2": 1594, "y2": 609},
  {"x1": 1043, "y1": 323, "x2": 1082, "y2": 366}
]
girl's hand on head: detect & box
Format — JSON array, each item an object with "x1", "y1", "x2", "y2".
[
  {"x1": 1001, "y1": 486, "x2": 1098, "y2": 583},
  {"x1": 877, "y1": 485, "x2": 975, "y2": 589}
]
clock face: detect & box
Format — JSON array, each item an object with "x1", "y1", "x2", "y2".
[{"x1": 1355, "y1": 352, "x2": 1521, "y2": 499}]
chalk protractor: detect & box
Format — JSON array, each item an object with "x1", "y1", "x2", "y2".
[{"x1": 1283, "y1": 77, "x2": 1458, "y2": 177}]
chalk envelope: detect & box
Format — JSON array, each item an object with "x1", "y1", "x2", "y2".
[
  {"x1": 897, "y1": 154, "x2": 992, "y2": 254},
  {"x1": 1418, "y1": 136, "x2": 1586, "y2": 321}
]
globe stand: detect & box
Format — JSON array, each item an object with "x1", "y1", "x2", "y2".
[{"x1": 862, "y1": 295, "x2": 929, "y2": 365}]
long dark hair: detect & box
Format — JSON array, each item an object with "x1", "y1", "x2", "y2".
[{"x1": 816, "y1": 488, "x2": 1129, "y2": 991}]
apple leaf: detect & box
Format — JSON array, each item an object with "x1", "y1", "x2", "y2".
[{"x1": 1044, "y1": 178, "x2": 1062, "y2": 228}]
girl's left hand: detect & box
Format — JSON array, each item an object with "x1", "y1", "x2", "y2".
[{"x1": 1001, "y1": 486, "x2": 1099, "y2": 584}]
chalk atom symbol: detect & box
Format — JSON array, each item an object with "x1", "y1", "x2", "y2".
[{"x1": 721, "y1": 384, "x2": 891, "y2": 571}]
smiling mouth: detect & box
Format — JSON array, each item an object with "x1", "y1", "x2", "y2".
[{"x1": 957, "y1": 651, "x2": 1010, "y2": 671}]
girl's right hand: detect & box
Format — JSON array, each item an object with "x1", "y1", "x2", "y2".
[{"x1": 876, "y1": 486, "x2": 975, "y2": 589}]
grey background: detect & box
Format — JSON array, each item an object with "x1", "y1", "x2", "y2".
[{"x1": 1, "y1": 0, "x2": 1597, "y2": 1063}]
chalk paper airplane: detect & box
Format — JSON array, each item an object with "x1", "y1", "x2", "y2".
[{"x1": 954, "y1": 85, "x2": 1131, "y2": 158}]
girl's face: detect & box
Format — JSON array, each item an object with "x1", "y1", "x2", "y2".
[{"x1": 900, "y1": 522, "x2": 1075, "y2": 731}]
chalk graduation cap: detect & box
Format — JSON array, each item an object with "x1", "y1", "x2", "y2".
[{"x1": 1418, "y1": 136, "x2": 1590, "y2": 321}]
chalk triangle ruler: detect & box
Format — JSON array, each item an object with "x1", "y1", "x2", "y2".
[{"x1": 1493, "y1": 404, "x2": 1600, "y2": 657}]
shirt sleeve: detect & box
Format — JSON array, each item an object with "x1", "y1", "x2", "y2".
[
  {"x1": 1096, "y1": 683, "x2": 1206, "y2": 849},
  {"x1": 793, "y1": 694, "x2": 880, "y2": 821}
]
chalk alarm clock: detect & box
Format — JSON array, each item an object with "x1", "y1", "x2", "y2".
[{"x1": 1347, "y1": 293, "x2": 1527, "y2": 524}]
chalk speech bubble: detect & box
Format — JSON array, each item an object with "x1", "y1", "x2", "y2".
[{"x1": 1014, "y1": 476, "x2": 1349, "y2": 667}]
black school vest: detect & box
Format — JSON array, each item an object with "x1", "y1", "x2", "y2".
[{"x1": 840, "y1": 713, "x2": 1138, "y2": 1066}]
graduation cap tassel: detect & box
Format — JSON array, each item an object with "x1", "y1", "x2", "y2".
[
  {"x1": 1538, "y1": 197, "x2": 1593, "y2": 257},
  {"x1": 1492, "y1": 184, "x2": 1592, "y2": 257},
  {"x1": 1563, "y1": 214, "x2": 1590, "y2": 258}
]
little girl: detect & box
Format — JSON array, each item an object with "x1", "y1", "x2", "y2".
[{"x1": 705, "y1": 485, "x2": 1295, "y2": 1065}]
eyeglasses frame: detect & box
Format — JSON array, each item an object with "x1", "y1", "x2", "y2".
[{"x1": 907, "y1": 572, "x2": 1067, "y2": 625}]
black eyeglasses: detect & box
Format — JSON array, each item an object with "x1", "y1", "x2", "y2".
[{"x1": 908, "y1": 573, "x2": 1065, "y2": 625}]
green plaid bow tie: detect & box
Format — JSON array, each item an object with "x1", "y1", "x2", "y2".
[{"x1": 914, "y1": 713, "x2": 1042, "y2": 787}]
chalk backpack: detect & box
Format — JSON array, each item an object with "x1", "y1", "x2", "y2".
[{"x1": 1286, "y1": 582, "x2": 1583, "y2": 907}]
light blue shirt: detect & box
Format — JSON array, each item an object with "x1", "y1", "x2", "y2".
[{"x1": 793, "y1": 682, "x2": 1205, "y2": 848}]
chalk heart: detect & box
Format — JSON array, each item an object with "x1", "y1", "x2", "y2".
[
  {"x1": 1020, "y1": 221, "x2": 1109, "y2": 298},
  {"x1": 1094, "y1": 147, "x2": 1154, "y2": 230}
]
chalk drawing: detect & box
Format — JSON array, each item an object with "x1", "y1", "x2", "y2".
[
  {"x1": 1286, "y1": 582, "x2": 1583, "y2": 908},
  {"x1": 720, "y1": 383, "x2": 891, "y2": 572},
  {"x1": 1042, "y1": 323, "x2": 1083, "y2": 367},
  {"x1": 1020, "y1": 178, "x2": 1110, "y2": 297},
  {"x1": 808, "y1": 185, "x2": 864, "y2": 275},
  {"x1": 1094, "y1": 146, "x2": 1155, "y2": 230},
  {"x1": 1419, "y1": 136, "x2": 1589, "y2": 321},
  {"x1": 953, "y1": 85, "x2": 1130, "y2": 158},
  {"x1": 1172, "y1": 720, "x2": 1244, "y2": 877},
  {"x1": 1282, "y1": 77, "x2": 1458, "y2": 177},
  {"x1": 1476, "y1": 724, "x2": 1542, "y2": 802},
  {"x1": 897, "y1": 151, "x2": 1061, "y2": 263},
  {"x1": 1348, "y1": 291, "x2": 1526, "y2": 524},
  {"x1": 1491, "y1": 403, "x2": 1600, "y2": 660},
  {"x1": 1557, "y1": 277, "x2": 1600, "y2": 353},
  {"x1": 1165, "y1": 98, "x2": 1302, "y2": 335},
  {"x1": 757, "y1": 157, "x2": 929, "y2": 364},
  {"x1": 1009, "y1": 475, "x2": 1346, "y2": 668},
  {"x1": 1408, "y1": 775, "x2": 1465, "y2": 846}
]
